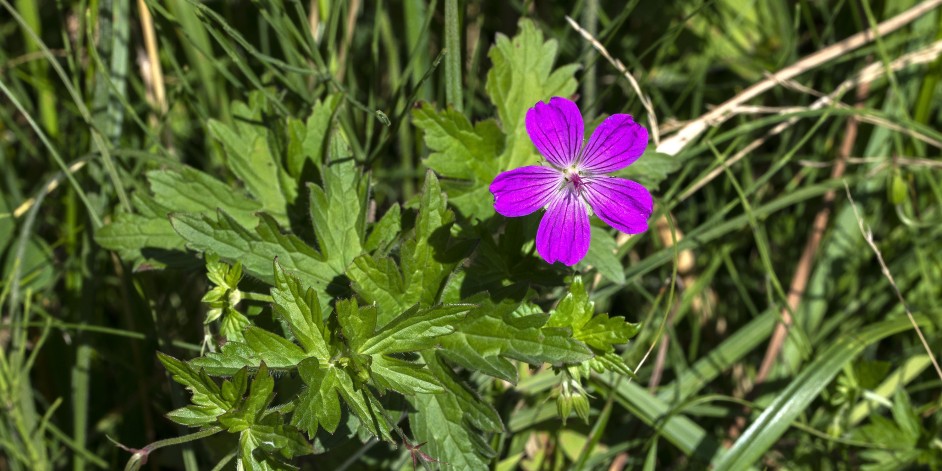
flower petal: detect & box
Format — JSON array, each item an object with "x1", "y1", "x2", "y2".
[
  {"x1": 579, "y1": 114, "x2": 648, "y2": 173},
  {"x1": 582, "y1": 177, "x2": 653, "y2": 234},
  {"x1": 490, "y1": 166, "x2": 563, "y2": 217},
  {"x1": 536, "y1": 190, "x2": 591, "y2": 266},
  {"x1": 526, "y1": 97, "x2": 584, "y2": 168}
]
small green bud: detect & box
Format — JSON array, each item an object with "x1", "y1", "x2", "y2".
[
  {"x1": 205, "y1": 307, "x2": 223, "y2": 324},
  {"x1": 572, "y1": 393, "x2": 590, "y2": 423},
  {"x1": 557, "y1": 394, "x2": 573, "y2": 425},
  {"x1": 228, "y1": 288, "x2": 243, "y2": 307},
  {"x1": 888, "y1": 171, "x2": 908, "y2": 205}
]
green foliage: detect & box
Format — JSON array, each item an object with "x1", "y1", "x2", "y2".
[
  {"x1": 347, "y1": 172, "x2": 464, "y2": 323},
  {"x1": 548, "y1": 277, "x2": 640, "y2": 355}
]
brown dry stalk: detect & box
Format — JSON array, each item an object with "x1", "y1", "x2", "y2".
[
  {"x1": 335, "y1": 0, "x2": 361, "y2": 83},
  {"x1": 608, "y1": 452, "x2": 629, "y2": 471},
  {"x1": 656, "y1": 0, "x2": 942, "y2": 157},
  {"x1": 137, "y1": 0, "x2": 166, "y2": 115},
  {"x1": 648, "y1": 329, "x2": 670, "y2": 392},
  {"x1": 308, "y1": 0, "x2": 321, "y2": 43},
  {"x1": 753, "y1": 81, "x2": 870, "y2": 387},
  {"x1": 11, "y1": 160, "x2": 87, "y2": 218}
]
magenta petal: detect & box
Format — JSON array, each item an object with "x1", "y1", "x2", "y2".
[
  {"x1": 490, "y1": 166, "x2": 562, "y2": 217},
  {"x1": 583, "y1": 177, "x2": 653, "y2": 234},
  {"x1": 536, "y1": 191, "x2": 590, "y2": 266},
  {"x1": 525, "y1": 97, "x2": 584, "y2": 168},
  {"x1": 580, "y1": 114, "x2": 648, "y2": 173}
]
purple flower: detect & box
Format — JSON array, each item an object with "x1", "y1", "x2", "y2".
[{"x1": 489, "y1": 97, "x2": 653, "y2": 266}]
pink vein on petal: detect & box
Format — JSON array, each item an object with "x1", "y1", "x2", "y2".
[
  {"x1": 582, "y1": 177, "x2": 653, "y2": 234},
  {"x1": 536, "y1": 190, "x2": 590, "y2": 266},
  {"x1": 525, "y1": 97, "x2": 583, "y2": 168},
  {"x1": 490, "y1": 166, "x2": 563, "y2": 217},
  {"x1": 580, "y1": 114, "x2": 648, "y2": 173}
]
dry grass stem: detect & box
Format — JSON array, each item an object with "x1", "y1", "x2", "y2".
[
  {"x1": 565, "y1": 15, "x2": 660, "y2": 147},
  {"x1": 11, "y1": 160, "x2": 88, "y2": 218},
  {"x1": 678, "y1": 38, "x2": 942, "y2": 201},
  {"x1": 799, "y1": 156, "x2": 942, "y2": 169},
  {"x1": 335, "y1": 0, "x2": 361, "y2": 83},
  {"x1": 656, "y1": 0, "x2": 942, "y2": 157},
  {"x1": 843, "y1": 182, "x2": 942, "y2": 382},
  {"x1": 137, "y1": 0, "x2": 167, "y2": 115}
]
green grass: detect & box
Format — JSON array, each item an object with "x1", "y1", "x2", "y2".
[{"x1": 2, "y1": 0, "x2": 942, "y2": 469}]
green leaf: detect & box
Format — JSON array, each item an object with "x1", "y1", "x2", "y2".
[
  {"x1": 363, "y1": 203, "x2": 401, "y2": 254},
  {"x1": 244, "y1": 328, "x2": 308, "y2": 368},
  {"x1": 249, "y1": 416, "x2": 311, "y2": 460},
  {"x1": 221, "y1": 368, "x2": 250, "y2": 405},
  {"x1": 292, "y1": 359, "x2": 343, "y2": 435},
  {"x1": 485, "y1": 18, "x2": 579, "y2": 171},
  {"x1": 189, "y1": 327, "x2": 308, "y2": 375},
  {"x1": 307, "y1": 157, "x2": 368, "y2": 273},
  {"x1": 346, "y1": 255, "x2": 404, "y2": 325},
  {"x1": 348, "y1": 172, "x2": 467, "y2": 326},
  {"x1": 359, "y1": 304, "x2": 472, "y2": 356},
  {"x1": 219, "y1": 363, "x2": 275, "y2": 432},
  {"x1": 294, "y1": 357, "x2": 392, "y2": 441},
  {"x1": 370, "y1": 355, "x2": 444, "y2": 395},
  {"x1": 413, "y1": 104, "x2": 504, "y2": 219},
  {"x1": 158, "y1": 352, "x2": 229, "y2": 418},
  {"x1": 548, "y1": 277, "x2": 639, "y2": 354},
  {"x1": 409, "y1": 352, "x2": 503, "y2": 470},
  {"x1": 207, "y1": 97, "x2": 295, "y2": 223},
  {"x1": 286, "y1": 94, "x2": 341, "y2": 177},
  {"x1": 547, "y1": 277, "x2": 594, "y2": 330},
  {"x1": 239, "y1": 423, "x2": 303, "y2": 471},
  {"x1": 95, "y1": 213, "x2": 185, "y2": 260},
  {"x1": 437, "y1": 293, "x2": 594, "y2": 383},
  {"x1": 170, "y1": 211, "x2": 333, "y2": 291},
  {"x1": 415, "y1": 105, "x2": 503, "y2": 183},
  {"x1": 336, "y1": 299, "x2": 376, "y2": 353},
  {"x1": 580, "y1": 227, "x2": 626, "y2": 285},
  {"x1": 97, "y1": 165, "x2": 264, "y2": 267},
  {"x1": 147, "y1": 167, "x2": 262, "y2": 228},
  {"x1": 578, "y1": 314, "x2": 640, "y2": 353},
  {"x1": 271, "y1": 262, "x2": 331, "y2": 359},
  {"x1": 402, "y1": 172, "x2": 457, "y2": 307},
  {"x1": 165, "y1": 405, "x2": 221, "y2": 427}
]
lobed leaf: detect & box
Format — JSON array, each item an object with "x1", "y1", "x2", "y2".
[
  {"x1": 409, "y1": 352, "x2": 503, "y2": 470},
  {"x1": 359, "y1": 304, "x2": 472, "y2": 356},
  {"x1": 207, "y1": 97, "x2": 295, "y2": 223},
  {"x1": 437, "y1": 294, "x2": 593, "y2": 383},
  {"x1": 271, "y1": 261, "x2": 331, "y2": 359},
  {"x1": 170, "y1": 211, "x2": 331, "y2": 289}
]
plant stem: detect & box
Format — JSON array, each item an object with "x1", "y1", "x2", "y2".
[{"x1": 444, "y1": 0, "x2": 462, "y2": 111}]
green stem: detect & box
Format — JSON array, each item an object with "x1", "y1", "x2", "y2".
[
  {"x1": 241, "y1": 292, "x2": 274, "y2": 303},
  {"x1": 582, "y1": 0, "x2": 599, "y2": 116},
  {"x1": 443, "y1": 0, "x2": 462, "y2": 111},
  {"x1": 120, "y1": 427, "x2": 224, "y2": 471}
]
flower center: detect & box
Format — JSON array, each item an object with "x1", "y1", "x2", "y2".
[{"x1": 563, "y1": 168, "x2": 585, "y2": 194}]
